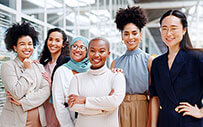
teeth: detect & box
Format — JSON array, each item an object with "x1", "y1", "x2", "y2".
[
  {"x1": 23, "y1": 51, "x2": 30, "y2": 55},
  {"x1": 50, "y1": 47, "x2": 56, "y2": 50},
  {"x1": 93, "y1": 59, "x2": 100, "y2": 62},
  {"x1": 74, "y1": 53, "x2": 81, "y2": 56},
  {"x1": 128, "y1": 41, "x2": 135, "y2": 44}
]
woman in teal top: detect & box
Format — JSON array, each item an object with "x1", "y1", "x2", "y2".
[{"x1": 111, "y1": 6, "x2": 153, "y2": 127}]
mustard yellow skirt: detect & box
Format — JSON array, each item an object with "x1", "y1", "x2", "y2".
[{"x1": 119, "y1": 94, "x2": 148, "y2": 127}]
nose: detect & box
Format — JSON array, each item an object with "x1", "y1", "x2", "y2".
[
  {"x1": 51, "y1": 41, "x2": 56, "y2": 45},
  {"x1": 129, "y1": 33, "x2": 134, "y2": 40},
  {"x1": 94, "y1": 51, "x2": 99, "y2": 57},
  {"x1": 166, "y1": 30, "x2": 173, "y2": 36},
  {"x1": 25, "y1": 44, "x2": 29, "y2": 49}
]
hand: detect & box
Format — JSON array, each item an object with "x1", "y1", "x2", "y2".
[
  {"x1": 33, "y1": 60, "x2": 40, "y2": 64},
  {"x1": 42, "y1": 72, "x2": 52, "y2": 86},
  {"x1": 175, "y1": 102, "x2": 203, "y2": 119},
  {"x1": 111, "y1": 68, "x2": 123, "y2": 73},
  {"x1": 111, "y1": 68, "x2": 124, "y2": 76},
  {"x1": 68, "y1": 94, "x2": 86, "y2": 108},
  {"x1": 23, "y1": 58, "x2": 32, "y2": 69},
  {"x1": 6, "y1": 91, "x2": 21, "y2": 106}
]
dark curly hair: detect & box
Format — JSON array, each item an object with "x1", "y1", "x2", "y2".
[
  {"x1": 115, "y1": 6, "x2": 148, "y2": 31},
  {"x1": 39, "y1": 28, "x2": 68, "y2": 66},
  {"x1": 4, "y1": 21, "x2": 38, "y2": 52}
]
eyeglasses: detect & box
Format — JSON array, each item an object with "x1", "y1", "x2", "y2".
[
  {"x1": 160, "y1": 27, "x2": 179, "y2": 34},
  {"x1": 71, "y1": 45, "x2": 86, "y2": 51}
]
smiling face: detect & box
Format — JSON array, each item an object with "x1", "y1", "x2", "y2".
[
  {"x1": 122, "y1": 23, "x2": 142, "y2": 51},
  {"x1": 88, "y1": 39, "x2": 110, "y2": 69},
  {"x1": 47, "y1": 31, "x2": 64, "y2": 55},
  {"x1": 161, "y1": 15, "x2": 186, "y2": 49},
  {"x1": 13, "y1": 35, "x2": 34, "y2": 62},
  {"x1": 70, "y1": 40, "x2": 87, "y2": 62}
]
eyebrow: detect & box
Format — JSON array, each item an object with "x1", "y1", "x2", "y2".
[{"x1": 162, "y1": 25, "x2": 178, "y2": 27}]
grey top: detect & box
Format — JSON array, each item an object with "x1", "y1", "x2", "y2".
[{"x1": 115, "y1": 48, "x2": 150, "y2": 95}]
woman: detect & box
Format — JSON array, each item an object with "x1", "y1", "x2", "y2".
[
  {"x1": 149, "y1": 10, "x2": 203, "y2": 127},
  {"x1": 68, "y1": 37, "x2": 126, "y2": 127},
  {"x1": 0, "y1": 22, "x2": 50, "y2": 127},
  {"x1": 52, "y1": 37, "x2": 89, "y2": 127},
  {"x1": 110, "y1": 6, "x2": 153, "y2": 127},
  {"x1": 39, "y1": 28, "x2": 69, "y2": 127}
]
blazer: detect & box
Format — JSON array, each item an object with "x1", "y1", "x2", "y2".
[
  {"x1": 150, "y1": 49, "x2": 203, "y2": 127},
  {"x1": 0, "y1": 57, "x2": 50, "y2": 127}
]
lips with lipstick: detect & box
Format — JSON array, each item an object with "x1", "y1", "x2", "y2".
[
  {"x1": 127, "y1": 41, "x2": 136, "y2": 45},
  {"x1": 23, "y1": 50, "x2": 32, "y2": 55},
  {"x1": 92, "y1": 58, "x2": 101, "y2": 64}
]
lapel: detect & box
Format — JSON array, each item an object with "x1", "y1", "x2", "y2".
[
  {"x1": 158, "y1": 52, "x2": 179, "y2": 105},
  {"x1": 14, "y1": 57, "x2": 24, "y2": 78},
  {"x1": 170, "y1": 49, "x2": 186, "y2": 84}
]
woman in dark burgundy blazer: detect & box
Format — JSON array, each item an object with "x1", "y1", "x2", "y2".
[{"x1": 149, "y1": 10, "x2": 203, "y2": 127}]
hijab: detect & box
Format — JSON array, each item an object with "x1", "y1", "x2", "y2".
[{"x1": 63, "y1": 37, "x2": 89, "y2": 72}]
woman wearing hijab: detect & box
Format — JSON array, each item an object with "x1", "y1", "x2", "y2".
[{"x1": 52, "y1": 37, "x2": 89, "y2": 127}]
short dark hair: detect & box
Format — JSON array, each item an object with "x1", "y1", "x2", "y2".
[
  {"x1": 160, "y1": 10, "x2": 193, "y2": 51},
  {"x1": 115, "y1": 6, "x2": 148, "y2": 31},
  {"x1": 89, "y1": 37, "x2": 110, "y2": 51},
  {"x1": 4, "y1": 21, "x2": 38, "y2": 52},
  {"x1": 39, "y1": 28, "x2": 68, "y2": 66}
]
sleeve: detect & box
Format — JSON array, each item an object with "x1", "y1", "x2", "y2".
[
  {"x1": 52, "y1": 67, "x2": 74, "y2": 127},
  {"x1": 19, "y1": 64, "x2": 50, "y2": 111},
  {"x1": 1, "y1": 62, "x2": 36, "y2": 99},
  {"x1": 85, "y1": 73, "x2": 126, "y2": 111},
  {"x1": 68, "y1": 76, "x2": 103, "y2": 115},
  {"x1": 149, "y1": 60, "x2": 158, "y2": 98},
  {"x1": 199, "y1": 52, "x2": 203, "y2": 85}
]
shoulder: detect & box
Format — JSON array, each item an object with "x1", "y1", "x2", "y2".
[
  {"x1": 1, "y1": 60, "x2": 15, "y2": 68},
  {"x1": 109, "y1": 69, "x2": 125, "y2": 81},
  {"x1": 185, "y1": 50, "x2": 202, "y2": 58},
  {"x1": 110, "y1": 60, "x2": 115, "y2": 69},
  {"x1": 55, "y1": 65, "x2": 72, "y2": 74},
  {"x1": 34, "y1": 62, "x2": 45, "y2": 69}
]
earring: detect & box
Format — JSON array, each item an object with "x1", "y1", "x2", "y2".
[{"x1": 121, "y1": 40, "x2": 124, "y2": 44}]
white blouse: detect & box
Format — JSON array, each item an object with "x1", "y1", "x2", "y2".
[
  {"x1": 68, "y1": 65, "x2": 126, "y2": 127},
  {"x1": 52, "y1": 66, "x2": 75, "y2": 127}
]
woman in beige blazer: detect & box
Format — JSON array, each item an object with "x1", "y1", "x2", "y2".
[{"x1": 0, "y1": 22, "x2": 50, "y2": 127}]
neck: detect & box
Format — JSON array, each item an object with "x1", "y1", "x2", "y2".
[
  {"x1": 90, "y1": 64, "x2": 105, "y2": 70},
  {"x1": 50, "y1": 51, "x2": 61, "y2": 64},
  {"x1": 168, "y1": 45, "x2": 180, "y2": 55}
]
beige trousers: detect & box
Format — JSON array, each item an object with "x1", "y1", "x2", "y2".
[{"x1": 119, "y1": 94, "x2": 148, "y2": 127}]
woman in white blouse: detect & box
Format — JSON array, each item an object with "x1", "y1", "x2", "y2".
[
  {"x1": 52, "y1": 37, "x2": 89, "y2": 127},
  {"x1": 68, "y1": 37, "x2": 126, "y2": 127}
]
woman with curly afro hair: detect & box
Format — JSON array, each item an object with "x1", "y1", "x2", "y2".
[
  {"x1": 110, "y1": 6, "x2": 154, "y2": 127},
  {"x1": 0, "y1": 22, "x2": 50, "y2": 127}
]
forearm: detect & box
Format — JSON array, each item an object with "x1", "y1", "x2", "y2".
[
  {"x1": 150, "y1": 96, "x2": 160, "y2": 127},
  {"x1": 19, "y1": 82, "x2": 50, "y2": 111},
  {"x1": 71, "y1": 104, "x2": 103, "y2": 115}
]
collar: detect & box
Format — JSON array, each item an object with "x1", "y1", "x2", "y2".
[
  {"x1": 125, "y1": 48, "x2": 142, "y2": 56},
  {"x1": 88, "y1": 65, "x2": 108, "y2": 76}
]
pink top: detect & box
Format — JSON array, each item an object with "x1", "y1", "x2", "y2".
[{"x1": 44, "y1": 62, "x2": 60, "y2": 127}]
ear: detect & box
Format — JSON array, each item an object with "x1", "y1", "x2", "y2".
[
  {"x1": 121, "y1": 32, "x2": 124, "y2": 41},
  {"x1": 107, "y1": 51, "x2": 111, "y2": 58},
  {"x1": 13, "y1": 45, "x2": 17, "y2": 52},
  {"x1": 183, "y1": 27, "x2": 186, "y2": 35},
  {"x1": 140, "y1": 32, "x2": 143, "y2": 41}
]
